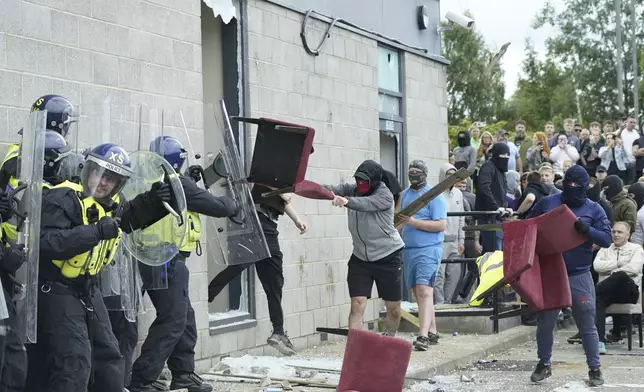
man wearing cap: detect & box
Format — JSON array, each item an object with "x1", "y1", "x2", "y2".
[
  {"x1": 398, "y1": 160, "x2": 447, "y2": 350},
  {"x1": 496, "y1": 129, "x2": 522, "y2": 175},
  {"x1": 596, "y1": 166, "x2": 607, "y2": 184}
]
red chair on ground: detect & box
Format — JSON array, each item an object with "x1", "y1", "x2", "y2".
[{"x1": 337, "y1": 329, "x2": 412, "y2": 392}]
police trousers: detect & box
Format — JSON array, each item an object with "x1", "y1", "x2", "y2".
[
  {"x1": 106, "y1": 299, "x2": 139, "y2": 386},
  {"x1": 0, "y1": 286, "x2": 27, "y2": 392},
  {"x1": 130, "y1": 258, "x2": 197, "y2": 386},
  {"x1": 24, "y1": 281, "x2": 124, "y2": 392}
]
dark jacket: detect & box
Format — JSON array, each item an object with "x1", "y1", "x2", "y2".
[
  {"x1": 517, "y1": 182, "x2": 549, "y2": 216},
  {"x1": 180, "y1": 176, "x2": 238, "y2": 218},
  {"x1": 475, "y1": 160, "x2": 507, "y2": 211},
  {"x1": 461, "y1": 189, "x2": 476, "y2": 241},
  {"x1": 610, "y1": 192, "x2": 638, "y2": 232},
  {"x1": 39, "y1": 187, "x2": 169, "y2": 285}
]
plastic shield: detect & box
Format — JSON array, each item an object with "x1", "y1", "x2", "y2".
[
  {"x1": 13, "y1": 110, "x2": 47, "y2": 343},
  {"x1": 70, "y1": 98, "x2": 139, "y2": 309},
  {"x1": 121, "y1": 106, "x2": 189, "y2": 270},
  {"x1": 197, "y1": 100, "x2": 269, "y2": 266}
]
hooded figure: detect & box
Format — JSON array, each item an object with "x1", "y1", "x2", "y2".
[
  {"x1": 561, "y1": 165, "x2": 590, "y2": 208},
  {"x1": 475, "y1": 143, "x2": 510, "y2": 252},
  {"x1": 516, "y1": 172, "x2": 550, "y2": 217},
  {"x1": 526, "y1": 164, "x2": 611, "y2": 385},
  {"x1": 407, "y1": 160, "x2": 427, "y2": 190},
  {"x1": 601, "y1": 174, "x2": 637, "y2": 231},
  {"x1": 586, "y1": 178, "x2": 615, "y2": 226},
  {"x1": 505, "y1": 170, "x2": 521, "y2": 208},
  {"x1": 434, "y1": 163, "x2": 465, "y2": 305},
  {"x1": 629, "y1": 182, "x2": 644, "y2": 245},
  {"x1": 354, "y1": 159, "x2": 383, "y2": 196},
  {"x1": 489, "y1": 142, "x2": 510, "y2": 173},
  {"x1": 452, "y1": 131, "x2": 477, "y2": 171}
]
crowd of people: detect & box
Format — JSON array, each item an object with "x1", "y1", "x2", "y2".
[{"x1": 438, "y1": 114, "x2": 644, "y2": 386}]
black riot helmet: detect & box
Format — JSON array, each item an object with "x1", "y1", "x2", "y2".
[{"x1": 29, "y1": 95, "x2": 76, "y2": 138}]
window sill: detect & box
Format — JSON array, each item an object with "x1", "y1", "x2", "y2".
[{"x1": 209, "y1": 315, "x2": 257, "y2": 335}]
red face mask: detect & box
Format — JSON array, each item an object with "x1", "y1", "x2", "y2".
[{"x1": 356, "y1": 180, "x2": 370, "y2": 194}]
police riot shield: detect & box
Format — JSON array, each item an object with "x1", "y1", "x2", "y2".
[
  {"x1": 121, "y1": 107, "x2": 189, "y2": 277},
  {"x1": 69, "y1": 98, "x2": 140, "y2": 311},
  {"x1": 12, "y1": 110, "x2": 47, "y2": 343},
  {"x1": 192, "y1": 100, "x2": 269, "y2": 266}
]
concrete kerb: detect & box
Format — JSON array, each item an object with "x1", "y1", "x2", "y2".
[{"x1": 403, "y1": 326, "x2": 537, "y2": 388}]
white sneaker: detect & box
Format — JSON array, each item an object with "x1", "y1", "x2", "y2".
[{"x1": 606, "y1": 316, "x2": 613, "y2": 325}]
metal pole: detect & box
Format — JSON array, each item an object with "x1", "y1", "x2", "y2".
[
  {"x1": 616, "y1": 0, "x2": 625, "y2": 113},
  {"x1": 631, "y1": 0, "x2": 639, "y2": 120}
]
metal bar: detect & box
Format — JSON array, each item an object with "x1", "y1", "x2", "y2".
[
  {"x1": 463, "y1": 224, "x2": 503, "y2": 232},
  {"x1": 441, "y1": 258, "x2": 477, "y2": 264},
  {"x1": 493, "y1": 290, "x2": 499, "y2": 334},
  {"x1": 447, "y1": 211, "x2": 502, "y2": 217},
  {"x1": 490, "y1": 307, "x2": 527, "y2": 321}
]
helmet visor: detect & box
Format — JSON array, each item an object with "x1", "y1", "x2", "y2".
[{"x1": 81, "y1": 156, "x2": 130, "y2": 200}]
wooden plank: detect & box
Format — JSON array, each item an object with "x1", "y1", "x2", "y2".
[
  {"x1": 394, "y1": 168, "x2": 472, "y2": 227},
  {"x1": 205, "y1": 372, "x2": 336, "y2": 389},
  {"x1": 400, "y1": 309, "x2": 420, "y2": 329}
]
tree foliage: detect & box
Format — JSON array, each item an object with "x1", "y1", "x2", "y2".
[{"x1": 441, "y1": 13, "x2": 506, "y2": 125}]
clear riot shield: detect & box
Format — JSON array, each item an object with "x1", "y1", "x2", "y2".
[
  {"x1": 194, "y1": 100, "x2": 269, "y2": 266},
  {"x1": 121, "y1": 107, "x2": 189, "y2": 286},
  {"x1": 69, "y1": 98, "x2": 139, "y2": 310},
  {"x1": 12, "y1": 110, "x2": 47, "y2": 343}
]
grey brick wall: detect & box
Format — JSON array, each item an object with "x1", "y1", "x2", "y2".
[
  {"x1": 203, "y1": 0, "x2": 385, "y2": 359},
  {"x1": 404, "y1": 53, "x2": 449, "y2": 184}
]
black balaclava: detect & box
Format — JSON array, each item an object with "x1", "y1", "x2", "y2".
[
  {"x1": 457, "y1": 131, "x2": 471, "y2": 148},
  {"x1": 561, "y1": 165, "x2": 589, "y2": 208},
  {"x1": 602, "y1": 175, "x2": 624, "y2": 201},
  {"x1": 587, "y1": 179, "x2": 601, "y2": 202},
  {"x1": 408, "y1": 159, "x2": 428, "y2": 190},
  {"x1": 628, "y1": 182, "x2": 644, "y2": 210},
  {"x1": 354, "y1": 159, "x2": 383, "y2": 196},
  {"x1": 489, "y1": 142, "x2": 510, "y2": 173}
]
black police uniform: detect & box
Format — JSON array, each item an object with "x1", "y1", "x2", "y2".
[
  {"x1": 123, "y1": 175, "x2": 237, "y2": 392},
  {"x1": 24, "y1": 184, "x2": 169, "y2": 392}
]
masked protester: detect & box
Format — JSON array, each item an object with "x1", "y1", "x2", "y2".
[
  {"x1": 601, "y1": 175, "x2": 637, "y2": 231},
  {"x1": 324, "y1": 160, "x2": 404, "y2": 336},
  {"x1": 398, "y1": 160, "x2": 447, "y2": 350},
  {"x1": 526, "y1": 165, "x2": 611, "y2": 386},
  {"x1": 475, "y1": 143, "x2": 512, "y2": 252},
  {"x1": 452, "y1": 131, "x2": 477, "y2": 171}
]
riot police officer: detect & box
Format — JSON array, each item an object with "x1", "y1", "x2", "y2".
[
  {"x1": 25, "y1": 143, "x2": 172, "y2": 392},
  {"x1": 0, "y1": 95, "x2": 76, "y2": 192},
  {"x1": 125, "y1": 136, "x2": 238, "y2": 392}
]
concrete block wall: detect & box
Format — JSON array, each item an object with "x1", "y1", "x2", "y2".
[
  {"x1": 0, "y1": 0, "x2": 210, "y2": 369},
  {"x1": 206, "y1": 0, "x2": 384, "y2": 358},
  {"x1": 404, "y1": 52, "x2": 449, "y2": 184}
]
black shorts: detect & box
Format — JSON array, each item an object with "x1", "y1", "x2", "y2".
[{"x1": 347, "y1": 249, "x2": 402, "y2": 301}]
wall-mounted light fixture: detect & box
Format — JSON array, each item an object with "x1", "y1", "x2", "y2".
[{"x1": 417, "y1": 5, "x2": 429, "y2": 30}]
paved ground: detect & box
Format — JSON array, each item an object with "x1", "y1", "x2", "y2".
[{"x1": 407, "y1": 327, "x2": 644, "y2": 392}]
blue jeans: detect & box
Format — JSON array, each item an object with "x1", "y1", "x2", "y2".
[{"x1": 535, "y1": 271, "x2": 600, "y2": 370}]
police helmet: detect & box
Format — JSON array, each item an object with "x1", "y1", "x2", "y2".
[
  {"x1": 149, "y1": 136, "x2": 187, "y2": 173},
  {"x1": 43, "y1": 131, "x2": 72, "y2": 183},
  {"x1": 30, "y1": 95, "x2": 76, "y2": 138},
  {"x1": 81, "y1": 143, "x2": 133, "y2": 201},
  {"x1": 57, "y1": 152, "x2": 85, "y2": 184}
]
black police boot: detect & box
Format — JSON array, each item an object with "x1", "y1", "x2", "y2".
[
  {"x1": 170, "y1": 373, "x2": 212, "y2": 392},
  {"x1": 588, "y1": 368, "x2": 604, "y2": 387},
  {"x1": 127, "y1": 380, "x2": 168, "y2": 392},
  {"x1": 530, "y1": 362, "x2": 552, "y2": 383}
]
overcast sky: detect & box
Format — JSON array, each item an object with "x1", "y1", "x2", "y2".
[{"x1": 441, "y1": 0, "x2": 563, "y2": 99}]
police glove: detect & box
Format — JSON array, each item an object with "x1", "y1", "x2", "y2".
[
  {"x1": 150, "y1": 181, "x2": 172, "y2": 205},
  {"x1": 0, "y1": 191, "x2": 12, "y2": 221},
  {"x1": 574, "y1": 219, "x2": 590, "y2": 235},
  {"x1": 95, "y1": 216, "x2": 120, "y2": 240},
  {"x1": 0, "y1": 244, "x2": 26, "y2": 273}
]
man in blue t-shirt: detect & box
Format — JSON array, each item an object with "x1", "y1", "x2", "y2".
[{"x1": 399, "y1": 160, "x2": 447, "y2": 351}]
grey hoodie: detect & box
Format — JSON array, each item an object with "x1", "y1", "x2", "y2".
[
  {"x1": 439, "y1": 163, "x2": 465, "y2": 247},
  {"x1": 325, "y1": 182, "x2": 405, "y2": 262}
]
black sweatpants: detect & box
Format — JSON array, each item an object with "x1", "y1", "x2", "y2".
[
  {"x1": 595, "y1": 271, "x2": 640, "y2": 343},
  {"x1": 208, "y1": 217, "x2": 284, "y2": 334},
  {"x1": 25, "y1": 282, "x2": 124, "y2": 392},
  {"x1": 0, "y1": 287, "x2": 27, "y2": 392},
  {"x1": 129, "y1": 258, "x2": 197, "y2": 387}
]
